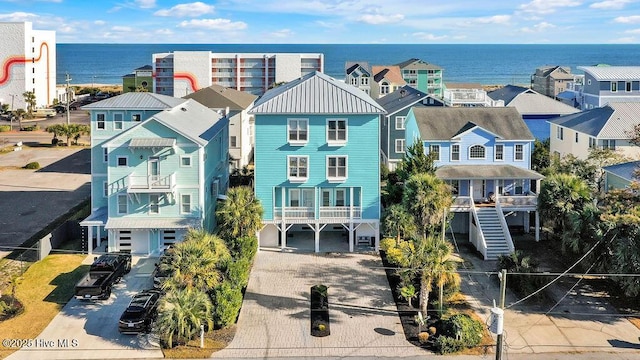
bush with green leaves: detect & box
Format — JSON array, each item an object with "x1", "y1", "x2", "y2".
[
  {"x1": 210, "y1": 282, "x2": 243, "y2": 328},
  {"x1": 24, "y1": 162, "x2": 40, "y2": 169},
  {"x1": 439, "y1": 313, "x2": 483, "y2": 350},
  {"x1": 497, "y1": 250, "x2": 547, "y2": 298},
  {"x1": 0, "y1": 125, "x2": 10, "y2": 132},
  {"x1": 384, "y1": 240, "x2": 413, "y2": 267},
  {"x1": 379, "y1": 238, "x2": 396, "y2": 252},
  {"x1": 225, "y1": 257, "x2": 252, "y2": 289},
  {"x1": 435, "y1": 335, "x2": 465, "y2": 354},
  {"x1": 226, "y1": 235, "x2": 257, "y2": 261}
]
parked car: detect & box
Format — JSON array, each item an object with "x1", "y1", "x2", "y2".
[
  {"x1": 75, "y1": 253, "x2": 132, "y2": 300},
  {"x1": 118, "y1": 289, "x2": 162, "y2": 334}
]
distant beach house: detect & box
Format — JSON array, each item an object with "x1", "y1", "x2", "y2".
[
  {"x1": 395, "y1": 58, "x2": 444, "y2": 97},
  {"x1": 371, "y1": 65, "x2": 406, "y2": 98},
  {"x1": 153, "y1": 51, "x2": 324, "y2": 97},
  {"x1": 531, "y1": 65, "x2": 575, "y2": 99},
  {"x1": 344, "y1": 61, "x2": 372, "y2": 95},
  {"x1": 184, "y1": 84, "x2": 257, "y2": 171},
  {"x1": 122, "y1": 65, "x2": 153, "y2": 93},
  {"x1": 443, "y1": 83, "x2": 495, "y2": 107},
  {"x1": 405, "y1": 107, "x2": 543, "y2": 260},
  {"x1": 548, "y1": 102, "x2": 640, "y2": 160},
  {"x1": 487, "y1": 85, "x2": 579, "y2": 139},
  {"x1": 80, "y1": 93, "x2": 229, "y2": 255},
  {"x1": 250, "y1": 71, "x2": 386, "y2": 252},
  {"x1": 603, "y1": 160, "x2": 640, "y2": 191},
  {"x1": 578, "y1": 65, "x2": 640, "y2": 110}
]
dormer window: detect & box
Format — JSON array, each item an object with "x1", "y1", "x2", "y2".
[
  {"x1": 469, "y1": 145, "x2": 485, "y2": 159},
  {"x1": 361, "y1": 75, "x2": 369, "y2": 86},
  {"x1": 380, "y1": 82, "x2": 389, "y2": 95}
]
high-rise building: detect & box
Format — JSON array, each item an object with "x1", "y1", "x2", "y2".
[{"x1": 0, "y1": 21, "x2": 56, "y2": 110}]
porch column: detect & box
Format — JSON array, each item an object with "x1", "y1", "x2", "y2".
[
  {"x1": 281, "y1": 221, "x2": 287, "y2": 250},
  {"x1": 469, "y1": 181, "x2": 474, "y2": 201},
  {"x1": 524, "y1": 211, "x2": 531, "y2": 233},
  {"x1": 469, "y1": 210, "x2": 473, "y2": 235},
  {"x1": 314, "y1": 224, "x2": 320, "y2": 253},
  {"x1": 348, "y1": 223, "x2": 354, "y2": 252},
  {"x1": 535, "y1": 211, "x2": 540, "y2": 242},
  {"x1": 87, "y1": 226, "x2": 93, "y2": 255},
  {"x1": 374, "y1": 222, "x2": 380, "y2": 251}
]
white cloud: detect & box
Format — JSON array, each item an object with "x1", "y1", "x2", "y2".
[
  {"x1": 315, "y1": 20, "x2": 344, "y2": 29},
  {"x1": 411, "y1": 32, "x2": 448, "y2": 41},
  {"x1": 178, "y1": 18, "x2": 248, "y2": 31},
  {"x1": 625, "y1": 28, "x2": 640, "y2": 33},
  {"x1": 521, "y1": 21, "x2": 556, "y2": 32},
  {"x1": 590, "y1": 0, "x2": 631, "y2": 9},
  {"x1": 94, "y1": 20, "x2": 106, "y2": 26},
  {"x1": 57, "y1": 25, "x2": 74, "y2": 33},
  {"x1": 357, "y1": 13, "x2": 404, "y2": 25},
  {"x1": 112, "y1": 26, "x2": 135, "y2": 32},
  {"x1": 269, "y1": 29, "x2": 293, "y2": 38},
  {"x1": 615, "y1": 15, "x2": 640, "y2": 23},
  {"x1": 0, "y1": 12, "x2": 39, "y2": 21},
  {"x1": 135, "y1": 0, "x2": 156, "y2": 8},
  {"x1": 610, "y1": 36, "x2": 636, "y2": 42},
  {"x1": 474, "y1": 15, "x2": 511, "y2": 24},
  {"x1": 154, "y1": 2, "x2": 215, "y2": 17},
  {"x1": 519, "y1": 0, "x2": 582, "y2": 15},
  {"x1": 155, "y1": 28, "x2": 174, "y2": 35}
]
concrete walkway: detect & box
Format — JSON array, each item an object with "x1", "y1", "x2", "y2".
[{"x1": 212, "y1": 250, "x2": 429, "y2": 358}]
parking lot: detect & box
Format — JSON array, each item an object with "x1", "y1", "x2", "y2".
[{"x1": 7, "y1": 256, "x2": 164, "y2": 360}]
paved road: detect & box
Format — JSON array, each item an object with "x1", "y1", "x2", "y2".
[{"x1": 6, "y1": 256, "x2": 163, "y2": 360}]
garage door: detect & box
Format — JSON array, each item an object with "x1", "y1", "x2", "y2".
[
  {"x1": 118, "y1": 230, "x2": 149, "y2": 254},
  {"x1": 162, "y1": 229, "x2": 185, "y2": 247},
  {"x1": 117, "y1": 230, "x2": 132, "y2": 252}
]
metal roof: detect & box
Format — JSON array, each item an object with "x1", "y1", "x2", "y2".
[
  {"x1": 578, "y1": 66, "x2": 640, "y2": 81},
  {"x1": 129, "y1": 138, "x2": 176, "y2": 148},
  {"x1": 376, "y1": 85, "x2": 429, "y2": 115},
  {"x1": 436, "y1": 165, "x2": 544, "y2": 180},
  {"x1": 249, "y1": 71, "x2": 386, "y2": 115},
  {"x1": 548, "y1": 102, "x2": 639, "y2": 139},
  {"x1": 603, "y1": 160, "x2": 640, "y2": 182},
  {"x1": 82, "y1": 92, "x2": 186, "y2": 110},
  {"x1": 394, "y1": 58, "x2": 442, "y2": 70},
  {"x1": 487, "y1": 85, "x2": 530, "y2": 105},
  {"x1": 508, "y1": 92, "x2": 580, "y2": 116},
  {"x1": 411, "y1": 107, "x2": 533, "y2": 141},
  {"x1": 183, "y1": 84, "x2": 257, "y2": 111},
  {"x1": 80, "y1": 207, "x2": 107, "y2": 226},
  {"x1": 105, "y1": 217, "x2": 201, "y2": 230}
]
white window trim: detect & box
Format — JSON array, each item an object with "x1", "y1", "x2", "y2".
[
  {"x1": 494, "y1": 144, "x2": 504, "y2": 161},
  {"x1": 113, "y1": 112, "x2": 124, "y2": 130},
  {"x1": 395, "y1": 139, "x2": 405, "y2": 153},
  {"x1": 287, "y1": 118, "x2": 309, "y2": 146},
  {"x1": 468, "y1": 144, "x2": 486, "y2": 160},
  {"x1": 515, "y1": 144, "x2": 524, "y2": 161},
  {"x1": 611, "y1": 81, "x2": 617, "y2": 92},
  {"x1": 116, "y1": 156, "x2": 128, "y2": 167},
  {"x1": 180, "y1": 155, "x2": 192, "y2": 167},
  {"x1": 326, "y1": 118, "x2": 348, "y2": 146},
  {"x1": 450, "y1": 144, "x2": 460, "y2": 162},
  {"x1": 429, "y1": 144, "x2": 440, "y2": 161},
  {"x1": 326, "y1": 155, "x2": 348, "y2": 182},
  {"x1": 149, "y1": 194, "x2": 160, "y2": 215},
  {"x1": 180, "y1": 194, "x2": 191, "y2": 214},
  {"x1": 117, "y1": 194, "x2": 128, "y2": 215},
  {"x1": 96, "y1": 113, "x2": 106, "y2": 130},
  {"x1": 395, "y1": 116, "x2": 406, "y2": 130},
  {"x1": 287, "y1": 155, "x2": 309, "y2": 183}
]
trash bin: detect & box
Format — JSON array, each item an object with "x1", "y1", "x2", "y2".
[{"x1": 370, "y1": 236, "x2": 375, "y2": 247}]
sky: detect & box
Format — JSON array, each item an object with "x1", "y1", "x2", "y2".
[{"x1": 2, "y1": 0, "x2": 640, "y2": 44}]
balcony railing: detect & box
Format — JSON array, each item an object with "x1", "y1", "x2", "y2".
[
  {"x1": 451, "y1": 196, "x2": 472, "y2": 211},
  {"x1": 273, "y1": 206, "x2": 362, "y2": 220},
  {"x1": 127, "y1": 173, "x2": 176, "y2": 193},
  {"x1": 497, "y1": 195, "x2": 537, "y2": 209}
]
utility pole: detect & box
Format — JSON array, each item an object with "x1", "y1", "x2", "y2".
[
  {"x1": 495, "y1": 269, "x2": 507, "y2": 360},
  {"x1": 65, "y1": 73, "x2": 72, "y2": 125}
]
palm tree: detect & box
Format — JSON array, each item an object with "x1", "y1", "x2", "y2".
[
  {"x1": 155, "y1": 288, "x2": 213, "y2": 348},
  {"x1": 538, "y1": 173, "x2": 592, "y2": 234},
  {"x1": 403, "y1": 235, "x2": 458, "y2": 318},
  {"x1": 396, "y1": 139, "x2": 437, "y2": 182},
  {"x1": 22, "y1": 91, "x2": 36, "y2": 118},
  {"x1": 402, "y1": 173, "x2": 453, "y2": 238},
  {"x1": 382, "y1": 204, "x2": 416, "y2": 245},
  {"x1": 215, "y1": 186, "x2": 263, "y2": 239},
  {"x1": 46, "y1": 124, "x2": 90, "y2": 146}
]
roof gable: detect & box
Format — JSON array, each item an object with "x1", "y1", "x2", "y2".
[
  {"x1": 452, "y1": 122, "x2": 504, "y2": 140},
  {"x1": 547, "y1": 106, "x2": 614, "y2": 137},
  {"x1": 345, "y1": 62, "x2": 371, "y2": 76},
  {"x1": 82, "y1": 92, "x2": 186, "y2": 110},
  {"x1": 548, "y1": 102, "x2": 640, "y2": 139},
  {"x1": 376, "y1": 85, "x2": 429, "y2": 115},
  {"x1": 249, "y1": 71, "x2": 386, "y2": 114},
  {"x1": 395, "y1": 58, "x2": 442, "y2": 70},
  {"x1": 372, "y1": 65, "x2": 405, "y2": 84},
  {"x1": 183, "y1": 84, "x2": 257, "y2": 111},
  {"x1": 487, "y1": 85, "x2": 529, "y2": 105},
  {"x1": 508, "y1": 92, "x2": 580, "y2": 115}
]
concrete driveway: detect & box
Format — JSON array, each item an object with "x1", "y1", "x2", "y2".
[
  {"x1": 7, "y1": 256, "x2": 163, "y2": 360},
  {"x1": 212, "y1": 250, "x2": 428, "y2": 359}
]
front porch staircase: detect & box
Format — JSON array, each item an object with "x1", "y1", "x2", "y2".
[{"x1": 475, "y1": 207, "x2": 511, "y2": 260}]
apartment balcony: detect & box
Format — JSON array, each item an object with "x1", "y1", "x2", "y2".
[
  {"x1": 127, "y1": 173, "x2": 176, "y2": 194},
  {"x1": 273, "y1": 206, "x2": 362, "y2": 222},
  {"x1": 497, "y1": 194, "x2": 537, "y2": 211}
]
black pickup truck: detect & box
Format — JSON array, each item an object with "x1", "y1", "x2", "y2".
[{"x1": 75, "y1": 253, "x2": 132, "y2": 300}]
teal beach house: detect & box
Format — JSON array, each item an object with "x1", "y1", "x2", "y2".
[{"x1": 250, "y1": 71, "x2": 386, "y2": 252}]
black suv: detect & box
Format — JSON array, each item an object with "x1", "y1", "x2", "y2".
[{"x1": 118, "y1": 289, "x2": 162, "y2": 334}]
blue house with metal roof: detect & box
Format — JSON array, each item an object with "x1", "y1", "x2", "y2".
[
  {"x1": 578, "y1": 66, "x2": 640, "y2": 110},
  {"x1": 81, "y1": 94, "x2": 229, "y2": 255},
  {"x1": 250, "y1": 71, "x2": 386, "y2": 252},
  {"x1": 603, "y1": 161, "x2": 640, "y2": 191}
]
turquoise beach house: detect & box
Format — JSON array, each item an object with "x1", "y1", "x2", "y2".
[
  {"x1": 81, "y1": 93, "x2": 228, "y2": 255},
  {"x1": 250, "y1": 71, "x2": 386, "y2": 252},
  {"x1": 405, "y1": 107, "x2": 544, "y2": 260}
]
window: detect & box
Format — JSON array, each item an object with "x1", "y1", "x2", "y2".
[
  {"x1": 132, "y1": 114, "x2": 141, "y2": 122},
  {"x1": 335, "y1": 189, "x2": 346, "y2": 206},
  {"x1": 603, "y1": 139, "x2": 616, "y2": 150},
  {"x1": 557, "y1": 126, "x2": 564, "y2": 140},
  {"x1": 211, "y1": 179, "x2": 219, "y2": 199},
  {"x1": 395, "y1": 116, "x2": 406, "y2": 130},
  {"x1": 149, "y1": 195, "x2": 159, "y2": 214},
  {"x1": 469, "y1": 145, "x2": 485, "y2": 159},
  {"x1": 117, "y1": 194, "x2": 127, "y2": 214},
  {"x1": 103, "y1": 148, "x2": 108, "y2": 163},
  {"x1": 495, "y1": 144, "x2": 504, "y2": 161},
  {"x1": 361, "y1": 75, "x2": 369, "y2": 85},
  {"x1": 588, "y1": 79, "x2": 592, "y2": 85},
  {"x1": 429, "y1": 144, "x2": 440, "y2": 161},
  {"x1": 451, "y1": 144, "x2": 460, "y2": 161},
  {"x1": 289, "y1": 189, "x2": 300, "y2": 207},
  {"x1": 589, "y1": 137, "x2": 597, "y2": 149},
  {"x1": 627, "y1": 81, "x2": 632, "y2": 92},
  {"x1": 180, "y1": 156, "x2": 192, "y2": 167},
  {"x1": 289, "y1": 189, "x2": 314, "y2": 207},
  {"x1": 97, "y1": 113, "x2": 105, "y2": 130},
  {"x1": 288, "y1": 119, "x2": 308, "y2": 144},
  {"x1": 181, "y1": 194, "x2": 191, "y2": 214},
  {"x1": 611, "y1": 82, "x2": 617, "y2": 92},
  {"x1": 515, "y1": 144, "x2": 524, "y2": 161},
  {"x1": 103, "y1": 181, "x2": 108, "y2": 197},
  {"x1": 230, "y1": 136, "x2": 237, "y2": 148},
  {"x1": 288, "y1": 156, "x2": 308, "y2": 181},
  {"x1": 350, "y1": 77, "x2": 358, "y2": 86},
  {"x1": 327, "y1": 119, "x2": 347, "y2": 144},
  {"x1": 514, "y1": 179, "x2": 524, "y2": 195},
  {"x1": 575, "y1": 133, "x2": 579, "y2": 143},
  {"x1": 449, "y1": 180, "x2": 460, "y2": 195},
  {"x1": 114, "y1": 113, "x2": 123, "y2": 130},
  {"x1": 395, "y1": 139, "x2": 405, "y2": 153},
  {"x1": 327, "y1": 156, "x2": 347, "y2": 180},
  {"x1": 380, "y1": 82, "x2": 389, "y2": 95},
  {"x1": 117, "y1": 156, "x2": 128, "y2": 167}
]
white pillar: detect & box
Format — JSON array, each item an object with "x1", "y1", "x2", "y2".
[
  {"x1": 535, "y1": 211, "x2": 540, "y2": 242},
  {"x1": 314, "y1": 224, "x2": 320, "y2": 253},
  {"x1": 348, "y1": 223, "x2": 354, "y2": 252},
  {"x1": 524, "y1": 212, "x2": 530, "y2": 233},
  {"x1": 374, "y1": 222, "x2": 380, "y2": 251},
  {"x1": 87, "y1": 226, "x2": 93, "y2": 255},
  {"x1": 280, "y1": 222, "x2": 287, "y2": 250}
]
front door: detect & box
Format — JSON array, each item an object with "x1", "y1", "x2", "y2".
[
  {"x1": 148, "y1": 157, "x2": 159, "y2": 182},
  {"x1": 472, "y1": 180, "x2": 485, "y2": 201}
]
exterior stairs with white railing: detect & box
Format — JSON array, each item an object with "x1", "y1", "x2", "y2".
[{"x1": 475, "y1": 207, "x2": 511, "y2": 260}]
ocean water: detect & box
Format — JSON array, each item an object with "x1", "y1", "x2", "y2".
[{"x1": 57, "y1": 43, "x2": 640, "y2": 86}]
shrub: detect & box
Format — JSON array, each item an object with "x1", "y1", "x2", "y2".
[
  {"x1": 379, "y1": 238, "x2": 396, "y2": 252},
  {"x1": 21, "y1": 125, "x2": 39, "y2": 131},
  {"x1": 418, "y1": 331, "x2": 430, "y2": 344},
  {"x1": 211, "y1": 282, "x2": 243, "y2": 328},
  {"x1": 435, "y1": 335, "x2": 464, "y2": 354},
  {"x1": 497, "y1": 251, "x2": 546, "y2": 298},
  {"x1": 428, "y1": 326, "x2": 437, "y2": 335},
  {"x1": 225, "y1": 257, "x2": 251, "y2": 289},
  {"x1": 0, "y1": 125, "x2": 10, "y2": 132},
  {"x1": 385, "y1": 240, "x2": 413, "y2": 267},
  {"x1": 24, "y1": 162, "x2": 40, "y2": 169},
  {"x1": 440, "y1": 313, "x2": 483, "y2": 349}
]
